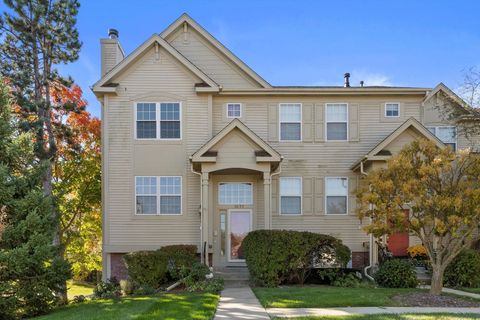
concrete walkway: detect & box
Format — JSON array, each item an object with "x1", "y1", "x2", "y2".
[
  {"x1": 419, "y1": 285, "x2": 480, "y2": 299},
  {"x1": 267, "y1": 307, "x2": 480, "y2": 318},
  {"x1": 214, "y1": 286, "x2": 270, "y2": 320}
]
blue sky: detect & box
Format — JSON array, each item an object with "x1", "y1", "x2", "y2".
[{"x1": 58, "y1": 0, "x2": 480, "y2": 117}]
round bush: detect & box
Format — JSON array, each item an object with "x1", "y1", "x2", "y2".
[
  {"x1": 374, "y1": 259, "x2": 418, "y2": 288},
  {"x1": 242, "y1": 230, "x2": 351, "y2": 287},
  {"x1": 124, "y1": 251, "x2": 168, "y2": 288},
  {"x1": 444, "y1": 249, "x2": 480, "y2": 288}
]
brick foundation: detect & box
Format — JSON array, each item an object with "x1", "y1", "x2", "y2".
[
  {"x1": 110, "y1": 253, "x2": 128, "y2": 280},
  {"x1": 351, "y1": 251, "x2": 369, "y2": 269}
]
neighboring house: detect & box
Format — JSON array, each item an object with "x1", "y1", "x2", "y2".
[{"x1": 92, "y1": 14, "x2": 479, "y2": 280}]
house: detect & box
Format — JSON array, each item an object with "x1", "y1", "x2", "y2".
[{"x1": 92, "y1": 14, "x2": 479, "y2": 280}]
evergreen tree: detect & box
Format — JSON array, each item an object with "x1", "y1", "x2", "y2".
[
  {"x1": 0, "y1": 0, "x2": 82, "y2": 302},
  {"x1": 0, "y1": 80, "x2": 71, "y2": 319}
]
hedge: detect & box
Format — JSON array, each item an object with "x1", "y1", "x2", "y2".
[
  {"x1": 242, "y1": 230, "x2": 351, "y2": 287},
  {"x1": 444, "y1": 249, "x2": 480, "y2": 288},
  {"x1": 374, "y1": 259, "x2": 418, "y2": 288},
  {"x1": 124, "y1": 244, "x2": 197, "y2": 288}
]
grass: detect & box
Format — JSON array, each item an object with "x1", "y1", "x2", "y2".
[
  {"x1": 67, "y1": 281, "x2": 95, "y2": 300},
  {"x1": 273, "y1": 314, "x2": 480, "y2": 320},
  {"x1": 253, "y1": 286, "x2": 422, "y2": 308},
  {"x1": 33, "y1": 292, "x2": 219, "y2": 320},
  {"x1": 460, "y1": 288, "x2": 480, "y2": 294}
]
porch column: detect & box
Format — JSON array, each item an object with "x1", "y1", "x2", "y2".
[
  {"x1": 201, "y1": 172, "x2": 210, "y2": 265},
  {"x1": 263, "y1": 172, "x2": 272, "y2": 229}
]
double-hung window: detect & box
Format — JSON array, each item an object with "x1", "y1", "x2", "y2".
[
  {"x1": 427, "y1": 126, "x2": 457, "y2": 151},
  {"x1": 326, "y1": 103, "x2": 348, "y2": 141},
  {"x1": 280, "y1": 177, "x2": 302, "y2": 215},
  {"x1": 279, "y1": 103, "x2": 302, "y2": 141},
  {"x1": 135, "y1": 102, "x2": 181, "y2": 139},
  {"x1": 219, "y1": 183, "x2": 253, "y2": 205},
  {"x1": 385, "y1": 103, "x2": 400, "y2": 117},
  {"x1": 226, "y1": 103, "x2": 241, "y2": 118},
  {"x1": 326, "y1": 177, "x2": 348, "y2": 215},
  {"x1": 135, "y1": 176, "x2": 182, "y2": 215}
]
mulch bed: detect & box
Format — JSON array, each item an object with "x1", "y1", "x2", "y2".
[{"x1": 393, "y1": 292, "x2": 480, "y2": 307}]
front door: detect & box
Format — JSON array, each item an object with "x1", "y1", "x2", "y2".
[
  {"x1": 387, "y1": 209, "x2": 410, "y2": 257},
  {"x1": 227, "y1": 209, "x2": 252, "y2": 262}
]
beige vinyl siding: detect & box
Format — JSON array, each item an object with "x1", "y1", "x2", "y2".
[
  {"x1": 167, "y1": 28, "x2": 261, "y2": 89},
  {"x1": 104, "y1": 47, "x2": 210, "y2": 252}
]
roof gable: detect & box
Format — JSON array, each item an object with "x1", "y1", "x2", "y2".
[
  {"x1": 92, "y1": 34, "x2": 218, "y2": 92},
  {"x1": 191, "y1": 119, "x2": 281, "y2": 162},
  {"x1": 161, "y1": 13, "x2": 271, "y2": 89}
]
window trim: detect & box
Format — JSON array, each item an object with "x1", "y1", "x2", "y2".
[
  {"x1": 134, "y1": 175, "x2": 183, "y2": 216},
  {"x1": 279, "y1": 103, "x2": 303, "y2": 142},
  {"x1": 279, "y1": 176, "x2": 303, "y2": 216},
  {"x1": 134, "y1": 102, "x2": 182, "y2": 141},
  {"x1": 325, "y1": 177, "x2": 348, "y2": 216},
  {"x1": 226, "y1": 102, "x2": 242, "y2": 119},
  {"x1": 427, "y1": 126, "x2": 457, "y2": 151},
  {"x1": 218, "y1": 182, "x2": 253, "y2": 205},
  {"x1": 325, "y1": 103, "x2": 349, "y2": 141},
  {"x1": 384, "y1": 102, "x2": 400, "y2": 118}
]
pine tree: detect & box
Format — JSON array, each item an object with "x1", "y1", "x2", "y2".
[
  {"x1": 0, "y1": 0, "x2": 82, "y2": 302},
  {"x1": 0, "y1": 80, "x2": 71, "y2": 319}
]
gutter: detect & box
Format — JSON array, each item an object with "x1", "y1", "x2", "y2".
[{"x1": 190, "y1": 158, "x2": 204, "y2": 264}]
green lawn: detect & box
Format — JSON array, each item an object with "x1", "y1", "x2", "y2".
[
  {"x1": 253, "y1": 286, "x2": 421, "y2": 308},
  {"x1": 67, "y1": 281, "x2": 95, "y2": 300},
  {"x1": 33, "y1": 293, "x2": 219, "y2": 320},
  {"x1": 460, "y1": 288, "x2": 480, "y2": 294},
  {"x1": 273, "y1": 314, "x2": 480, "y2": 320}
]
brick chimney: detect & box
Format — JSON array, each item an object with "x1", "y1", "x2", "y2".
[{"x1": 100, "y1": 28, "x2": 125, "y2": 76}]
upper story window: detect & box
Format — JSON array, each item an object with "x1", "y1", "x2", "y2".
[
  {"x1": 326, "y1": 103, "x2": 348, "y2": 141},
  {"x1": 219, "y1": 183, "x2": 253, "y2": 205},
  {"x1": 427, "y1": 126, "x2": 457, "y2": 151},
  {"x1": 385, "y1": 103, "x2": 400, "y2": 117},
  {"x1": 227, "y1": 103, "x2": 242, "y2": 118},
  {"x1": 135, "y1": 102, "x2": 181, "y2": 140},
  {"x1": 325, "y1": 177, "x2": 348, "y2": 215},
  {"x1": 280, "y1": 177, "x2": 302, "y2": 215},
  {"x1": 135, "y1": 176, "x2": 182, "y2": 215},
  {"x1": 279, "y1": 103, "x2": 302, "y2": 141}
]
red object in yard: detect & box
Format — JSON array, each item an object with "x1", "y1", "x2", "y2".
[{"x1": 387, "y1": 209, "x2": 410, "y2": 257}]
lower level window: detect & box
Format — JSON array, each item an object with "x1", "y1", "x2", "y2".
[
  {"x1": 280, "y1": 177, "x2": 302, "y2": 215},
  {"x1": 427, "y1": 126, "x2": 457, "y2": 151},
  {"x1": 136, "y1": 176, "x2": 182, "y2": 215},
  {"x1": 326, "y1": 177, "x2": 348, "y2": 215}
]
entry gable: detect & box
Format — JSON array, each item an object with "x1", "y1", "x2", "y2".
[
  {"x1": 161, "y1": 13, "x2": 271, "y2": 89},
  {"x1": 351, "y1": 117, "x2": 445, "y2": 171},
  {"x1": 191, "y1": 119, "x2": 281, "y2": 164}
]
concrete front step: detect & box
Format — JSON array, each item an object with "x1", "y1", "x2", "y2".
[{"x1": 215, "y1": 267, "x2": 250, "y2": 282}]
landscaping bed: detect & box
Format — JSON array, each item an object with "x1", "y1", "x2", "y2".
[
  {"x1": 33, "y1": 292, "x2": 219, "y2": 320},
  {"x1": 253, "y1": 286, "x2": 480, "y2": 308}
]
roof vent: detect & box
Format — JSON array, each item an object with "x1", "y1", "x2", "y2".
[
  {"x1": 108, "y1": 28, "x2": 119, "y2": 39},
  {"x1": 344, "y1": 73, "x2": 351, "y2": 88}
]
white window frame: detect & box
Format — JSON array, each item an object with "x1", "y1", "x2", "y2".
[
  {"x1": 134, "y1": 102, "x2": 182, "y2": 140},
  {"x1": 135, "y1": 176, "x2": 183, "y2": 215},
  {"x1": 325, "y1": 103, "x2": 349, "y2": 141},
  {"x1": 279, "y1": 177, "x2": 303, "y2": 215},
  {"x1": 218, "y1": 182, "x2": 253, "y2": 205},
  {"x1": 385, "y1": 102, "x2": 400, "y2": 118},
  {"x1": 325, "y1": 177, "x2": 348, "y2": 215},
  {"x1": 226, "y1": 103, "x2": 242, "y2": 118},
  {"x1": 279, "y1": 103, "x2": 302, "y2": 142},
  {"x1": 427, "y1": 126, "x2": 457, "y2": 151}
]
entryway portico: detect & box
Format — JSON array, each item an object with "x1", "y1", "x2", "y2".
[{"x1": 191, "y1": 119, "x2": 282, "y2": 267}]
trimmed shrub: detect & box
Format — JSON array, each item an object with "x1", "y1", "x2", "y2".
[
  {"x1": 93, "y1": 278, "x2": 121, "y2": 299},
  {"x1": 374, "y1": 259, "x2": 418, "y2": 288},
  {"x1": 444, "y1": 249, "x2": 480, "y2": 288},
  {"x1": 180, "y1": 262, "x2": 224, "y2": 293},
  {"x1": 124, "y1": 251, "x2": 168, "y2": 288},
  {"x1": 242, "y1": 230, "x2": 351, "y2": 287},
  {"x1": 158, "y1": 245, "x2": 197, "y2": 280}
]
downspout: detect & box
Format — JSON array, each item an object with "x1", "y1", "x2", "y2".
[
  {"x1": 360, "y1": 159, "x2": 375, "y2": 281},
  {"x1": 190, "y1": 158, "x2": 204, "y2": 264},
  {"x1": 269, "y1": 157, "x2": 283, "y2": 229}
]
